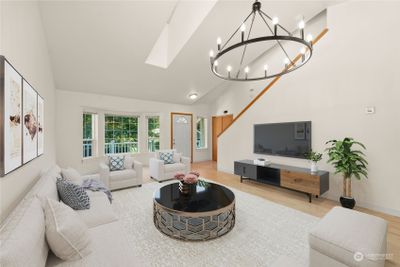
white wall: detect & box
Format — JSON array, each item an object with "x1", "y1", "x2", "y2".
[
  {"x1": 216, "y1": 2, "x2": 400, "y2": 216},
  {"x1": 56, "y1": 90, "x2": 212, "y2": 174},
  {"x1": 0, "y1": 1, "x2": 57, "y2": 221}
]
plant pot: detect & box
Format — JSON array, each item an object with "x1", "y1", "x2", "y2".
[
  {"x1": 310, "y1": 162, "x2": 318, "y2": 173},
  {"x1": 340, "y1": 196, "x2": 356, "y2": 209}
]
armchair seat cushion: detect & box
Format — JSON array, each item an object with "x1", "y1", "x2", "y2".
[
  {"x1": 109, "y1": 169, "x2": 137, "y2": 182},
  {"x1": 164, "y1": 163, "x2": 186, "y2": 173}
]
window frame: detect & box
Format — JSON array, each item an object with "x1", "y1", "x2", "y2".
[
  {"x1": 146, "y1": 115, "x2": 160, "y2": 152},
  {"x1": 196, "y1": 116, "x2": 208, "y2": 150},
  {"x1": 104, "y1": 113, "x2": 140, "y2": 155},
  {"x1": 82, "y1": 112, "x2": 98, "y2": 159}
]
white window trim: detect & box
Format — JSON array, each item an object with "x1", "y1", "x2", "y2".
[
  {"x1": 82, "y1": 112, "x2": 98, "y2": 159},
  {"x1": 196, "y1": 116, "x2": 208, "y2": 150},
  {"x1": 145, "y1": 115, "x2": 161, "y2": 153}
]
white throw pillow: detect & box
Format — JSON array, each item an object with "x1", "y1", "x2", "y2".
[
  {"x1": 44, "y1": 198, "x2": 92, "y2": 261},
  {"x1": 61, "y1": 168, "x2": 83, "y2": 185},
  {"x1": 173, "y1": 153, "x2": 182, "y2": 163},
  {"x1": 124, "y1": 156, "x2": 134, "y2": 169}
]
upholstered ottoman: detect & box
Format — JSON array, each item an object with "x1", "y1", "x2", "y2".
[{"x1": 309, "y1": 207, "x2": 387, "y2": 267}]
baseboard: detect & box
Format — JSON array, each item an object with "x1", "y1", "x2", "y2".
[{"x1": 323, "y1": 193, "x2": 400, "y2": 217}]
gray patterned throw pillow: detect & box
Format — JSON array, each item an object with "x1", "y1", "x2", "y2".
[
  {"x1": 159, "y1": 151, "x2": 174, "y2": 164},
  {"x1": 109, "y1": 155, "x2": 125, "y2": 171},
  {"x1": 56, "y1": 178, "x2": 90, "y2": 210}
]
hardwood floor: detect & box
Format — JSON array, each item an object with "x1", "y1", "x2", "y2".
[{"x1": 188, "y1": 161, "x2": 399, "y2": 267}]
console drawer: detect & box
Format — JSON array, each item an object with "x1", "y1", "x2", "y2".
[
  {"x1": 234, "y1": 162, "x2": 257, "y2": 180},
  {"x1": 281, "y1": 170, "x2": 320, "y2": 195}
]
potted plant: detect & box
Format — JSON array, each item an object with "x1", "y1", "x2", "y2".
[
  {"x1": 305, "y1": 150, "x2": 323, "y2": 173},
  {"x1": 325, "y1": 137, "x2": 368, "y2": 209}
]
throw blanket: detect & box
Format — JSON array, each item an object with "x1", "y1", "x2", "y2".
[{"x1": 82, "y1": 179, "x2": 113, "y2": 203}]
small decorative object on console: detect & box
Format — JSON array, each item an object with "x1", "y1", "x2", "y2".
[
  {"x1": 253, "y1": 158, "x2": 271, "y2": 166},
  {"x1": 304, "y1": 150, "x2": 323, "y2": 174}
]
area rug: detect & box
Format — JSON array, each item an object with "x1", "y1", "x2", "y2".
[{"x1": 111, "y1": 181, "x2": 318, "y2": 267}]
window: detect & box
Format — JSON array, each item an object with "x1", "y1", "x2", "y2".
[
  {"x1": 105, "y1": 115, "x2": 139, "y2": 154},
  {"x1": 147, "y1": 116, "x2": 160, "y2": 152},
  {"x1": 196, "y1": 117, "x2": 207, "y2": 149},
  {"x1": 82, "y1": 113, "x2": 97, "y2": 158}
]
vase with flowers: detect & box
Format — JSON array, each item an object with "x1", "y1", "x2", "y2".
[{"x1": 175, "y1": 171, "x2": 208, "y2": 194}]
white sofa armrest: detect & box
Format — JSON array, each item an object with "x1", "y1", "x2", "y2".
[
  {"x1": 133, "y1": 160, "x2": 143, "y2": 184},
  {"x1": 149, "y1": 158, "x2": 164, "y2": 180},
  {"x1": 99, "y1": 163, "x2": 110, "y2": 188},
  {"x1": 181, "y1": 156, "x2": 191, "y2": 174}
]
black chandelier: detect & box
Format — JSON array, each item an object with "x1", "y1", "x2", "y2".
[{"x1": 209, "y1": 0, "x2": 314, "y2": 81}]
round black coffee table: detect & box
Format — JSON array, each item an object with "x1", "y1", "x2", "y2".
[{"x1": 153, "y1": 182, "x2": 235, "y2": 241}]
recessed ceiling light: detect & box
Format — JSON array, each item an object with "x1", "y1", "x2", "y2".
[{"x1": 188, "y1": 93, "x2": 198, "y2": 100}]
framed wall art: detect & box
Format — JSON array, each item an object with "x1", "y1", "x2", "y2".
[{"x1": 0, "y1": 56, "x2": 44, "y2": 177}]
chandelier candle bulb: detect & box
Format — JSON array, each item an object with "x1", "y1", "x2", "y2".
[
  {"x1": 244, "y1": 66, "x2": 249, "y2": 79},
  {"x1": 214, "y1": 60, "x2": 218, "y2": 72},
  {"x1": 300, "y1": 47, "x2": 306, "y2": 62},
  {"x1": 298, "y1": 20, "x2": 305, "y2": 39},
  {"x1": 264, "y1": 65, "x2": 268, "y2": 77},
  {"x1": 284, "y1": 58, "x2": 290, "y2": 68},
  {"x1": 272, "y1": 17, "x2": 279, "y2": 35},
  {"x1": 227, "y1": 65, "x2": 232, "y2": 78},
  {"x1": 240, "y1": 24, "x2": 246, "y2": 42},
  {"x1": 217, "y1": 37, "x2": 222, "y2": 51}
]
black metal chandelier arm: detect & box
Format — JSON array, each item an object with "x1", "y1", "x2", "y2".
[
  {"x1": 221, "y1": 11, "x2": 253, "y2": 51},
  {"x1": 258, "y1": 11, "x2": 294, "y2": 65},
  {"x1": 259, "y1": 10, "x2": 292, "y2": 36},
  {"x1": 235, "y1": 11, "x2": 256, "y2": 78}
]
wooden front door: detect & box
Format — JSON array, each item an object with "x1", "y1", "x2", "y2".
[{"x1": 212, "y1": 114, "x2": 233, "y2": 161}]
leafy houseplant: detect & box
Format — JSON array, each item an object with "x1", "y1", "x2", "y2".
[
  {"x1": 305, "y1": 151, "x2": 323, "y2": 173},
  {"x1": 325, "y1": 138, "x2": 368, "y2": 209}
]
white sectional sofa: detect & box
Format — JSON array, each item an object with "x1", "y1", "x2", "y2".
[{"x1": 0, "y1": 165, "x2": 140, "y2": 267}]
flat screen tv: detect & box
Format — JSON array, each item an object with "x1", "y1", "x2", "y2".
[{"x1": 254, "y1": 121, "x2": 311, "y2": 159}]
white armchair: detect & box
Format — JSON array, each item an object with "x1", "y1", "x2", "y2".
[
  {"x1": 99, "y1": 155, "x2": 143, "y2": 190},
  {"x1": 149, "y1": 149, "x2": 190, "y2": 182}
]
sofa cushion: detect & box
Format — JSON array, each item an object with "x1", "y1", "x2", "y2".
[
  {"x1": 46, "y1": 221, "x2": 143, "y2": 267},
  {"x1": 61, "y1": 168, "x2": 83, "y2": 185},
  {"x1": 109, "y1": 155, "x2": 125, "y2": 171},
  {"x1": 309, "y1": 207, "x2": 387, "y2": 267},
  {"x1": 0, "y1": 197, "x2": 48, "y2": 267},
  {"x1": 56, "y1": 179, "x2": 90, "y2": 210},
  {"x1": 110, "y1": 169, "x2": 137, "y2": 182},
  {"x1": 173, "y1": 152, "x2": 182, "y2": 163},
  {"x1": 164, "y1": 163, "x2": 186, "y2": 173},
  {"x1": 123, "y1": 156, "x2": 134, "y2": 169},
  {"x1": 76, "y1": 191, "x2": 118, "y2": 228},
  {"x1": 44, "y1": 198, "x2": 92, "y2": 261},
  {"x1": 159, "y1": 151, "x2": 174, "y2": 164}
]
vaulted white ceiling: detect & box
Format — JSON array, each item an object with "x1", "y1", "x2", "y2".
[{"x1": 39, "y1": 0, "x2": 337, "y2": 104}]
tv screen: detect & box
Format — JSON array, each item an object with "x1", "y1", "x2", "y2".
[{"x1": 254, "y1": 121, "x2": 311, "y2": 159}]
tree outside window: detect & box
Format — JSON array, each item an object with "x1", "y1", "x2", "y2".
[
  {"x1": 105, "y1": 115, "x2": 139, "y2": 154},
  {"x1": 147, "y1": 116, "x2": 160, "y2": 152}
]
